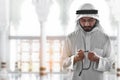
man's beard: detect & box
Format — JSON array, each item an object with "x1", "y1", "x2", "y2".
[
  {"x1": 82, "y1": 26, "x2": 95, "y2": 32},
  {"x1": 80, "y1": 23, "x2": 97, "y2": 32}
]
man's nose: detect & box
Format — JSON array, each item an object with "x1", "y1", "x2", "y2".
[{"x1": 85, "y1": 22, "x2": 90, "y2": 26}]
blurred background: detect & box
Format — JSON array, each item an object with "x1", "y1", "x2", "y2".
[{"x1": 0, "y1": 0, "x2": 120, "y2": 80}]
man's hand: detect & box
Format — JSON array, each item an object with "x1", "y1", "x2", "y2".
[
  {"x1": 74, "y1": 50, "x2": 85, "y2": 64},
  {"x1": 88, "y1": 51, "x2": 99, "y2": 62}
]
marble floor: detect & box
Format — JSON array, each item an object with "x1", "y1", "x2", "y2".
[
  {"x1": 0, "y1": 72, "x2": 117, "y2": 80},
  {"x1": 1, "y1": 72, "x2": 69, "y2": 80}
]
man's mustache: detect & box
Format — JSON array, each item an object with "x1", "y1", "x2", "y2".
[{"x1": 83, "y1": 26, "x2": 92, "y2": 29}]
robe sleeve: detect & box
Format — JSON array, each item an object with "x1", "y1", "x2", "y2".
[
  {"x1": 61, "y1": 37, "x2": 77, "y2": 71},
  {"x1": 93, "y1": 38, "x2": 115, "y2": 72}
]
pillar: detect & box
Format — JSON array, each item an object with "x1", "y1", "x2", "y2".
[
  {"x1": 117, "y1": 22, "x2": 120, "y2": 80},
  {"x1": 32, "y1": 0, "x2": 52, "y2": 76},
  {"x1": 0, "y1": 0, "x2": 10, "y2": 71}
]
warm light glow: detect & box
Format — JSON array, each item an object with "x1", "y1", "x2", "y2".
[{"x1": 10, "y1": 0, "x2": 114, "y2": 73}]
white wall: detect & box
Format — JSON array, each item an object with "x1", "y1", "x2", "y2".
[{"x1": 0, "y1": 0, "x2": 10, "y2": 70}]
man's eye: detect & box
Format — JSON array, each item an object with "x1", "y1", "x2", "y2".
[
  {"x1": 88, "y1": 19, "x2": 94, "y2": 22},
  {"x1": 81, "y1": 19, "x2": 86, "y2": 22},
  {"x1": 89, "y1": 18, "x2": 96, "y2": 21},
  {"x1": 80, "y1": 18, "x2": 96, "y2": 22}
]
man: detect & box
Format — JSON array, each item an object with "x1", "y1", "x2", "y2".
[{"x1": 62, "y1": 3, "x2": 114, "y2": 80}]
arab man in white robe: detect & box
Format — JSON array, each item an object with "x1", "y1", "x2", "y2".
[{"x1": 62, "y1": 3, "x2": 114, "y2": 80}]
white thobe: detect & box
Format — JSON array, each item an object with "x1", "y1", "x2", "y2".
[{"x1": 62, "y1": 24, "x2": 114, "y2": 80}]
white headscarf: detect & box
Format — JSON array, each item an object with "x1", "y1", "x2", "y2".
[
  {"x1": 75, "y1": 3, "x2": 103, "y2": 32},
  {"x1": 76, "y1": 3, "x2": 99, "y2": 21}
]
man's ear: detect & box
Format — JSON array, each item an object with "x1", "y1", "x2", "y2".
[{"x1": 95, "y1": 20, "x2": 99, "y2": 25}]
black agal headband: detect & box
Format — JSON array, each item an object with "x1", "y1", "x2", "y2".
[{"x1": 76, "y1": 10, "x2": 98, "y2": 14}]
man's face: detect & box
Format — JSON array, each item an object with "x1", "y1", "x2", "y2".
[{"x1": 79, "y1": 17, "x2": 97, "y2": 32}]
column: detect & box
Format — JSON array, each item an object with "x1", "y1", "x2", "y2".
[
  {"x1": 10, "y1": 0, "x2": 24, "y2": 72},
  {"x1": 39, "y1": 21, "x2": 47, "y2": 75},
  {"x1": 0, "y1": 0, "x2": 10, "y2": 71},
  {"x1": 56, "y1": 0, "x2": 73, "y2": 34},
  {"x1": 117, "y1": 22, "x2": 120, "y2": 80},
  {"x1": 105, "y1": 0, "x2": 120, "y2": 79},
  {"x1": 32, "y1": 0, "x2": 52, "y2": 76}
]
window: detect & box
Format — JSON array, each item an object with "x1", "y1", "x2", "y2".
[{"x1": 10, "y1": 0, "x2": 65, "y2": 72}]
